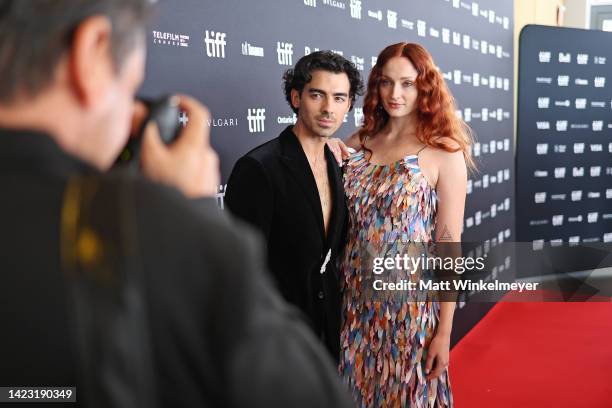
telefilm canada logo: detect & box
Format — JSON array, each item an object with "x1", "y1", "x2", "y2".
[
  {"x1": 247, "y1": 108, "x2": 266, "y2": 133},
  {"x1": 204, "y1": 30, "x2": 227, "y2": 58},
  {"x1": 152, "y1": 30, "x2": 189, "y2": 47}
]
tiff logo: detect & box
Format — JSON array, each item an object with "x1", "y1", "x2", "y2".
[
  {"x1": 350, "y1": 0, "x2": 362, "y2": 19},
  {"x1": 350, "y1": 55, "x2": 364, "y2": 71},
  {"x1": 304, "y1": 0, "x2": 316, "y2": 7},
  {"x1": 354, "y1": 107, "x2": 364, "y2": 127},
  {"x1": 247, "y1": 108, "x2": 266, "y2": 133},
  {"x1": 277, "y1": 42, "x2": 294, "y2": 65},
  {"x1": 387, "y1": 10, "x2": 397, "y2": 28},
  {"x1": 204, "y1": 30, "x2": 226, "y2": 58}
]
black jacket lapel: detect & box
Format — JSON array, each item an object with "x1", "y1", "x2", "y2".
[
  {"x1": 278, "y1": 127, "x2": 326, "y2": 242},
  {"x1": 323, "y1": 145, "x2": 345, "y2": 249}
]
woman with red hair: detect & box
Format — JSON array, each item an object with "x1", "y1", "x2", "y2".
[{"x1": 336, "y1": 42, "x2": 472, "y2": 407}]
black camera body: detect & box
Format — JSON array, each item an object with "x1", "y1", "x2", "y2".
[{"x1": 116, "y1": 95, "x2": 181, "y2": 167}]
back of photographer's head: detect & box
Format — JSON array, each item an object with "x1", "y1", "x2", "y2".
[{"x1": 0, "y1": 0, "x2": 154, "y2": 169}]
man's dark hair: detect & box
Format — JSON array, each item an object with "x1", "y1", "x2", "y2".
[
  {"x1": 283, "y1": 51, "x2": 364, "y2": 114},
  {"x1": 0, "y1": 0, "x2": 154, "y2": 103}
]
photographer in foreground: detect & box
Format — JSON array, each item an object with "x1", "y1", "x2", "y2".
[{"x1": 0, "y1": 1, "x2": 351, "y2": 407}]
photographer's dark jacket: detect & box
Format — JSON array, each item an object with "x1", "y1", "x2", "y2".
[
  {"x1": 225, "y1": 126, "x2": 348, "y2": 362},
  {"x1": 0, "y1": 127, "x2": 352, "y2": 408}
]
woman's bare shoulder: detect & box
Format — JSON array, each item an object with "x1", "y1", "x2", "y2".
[
  {"x1": 345, "y1": 132, "x2": 362, "y2": 150},
  {"x1": 423, "y1": 137, "x2": 466, "y2": 171},
  {"x1": 431, "y1": 136, "x2": 462, "y2": 151}
]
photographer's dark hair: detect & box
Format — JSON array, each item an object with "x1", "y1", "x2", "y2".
[
  {"x1": 283, "y1": 50, "x2": 364, "y2": 114},
  {"x1": 0, "y1": 0, "x2": 154, "y2": 103}
]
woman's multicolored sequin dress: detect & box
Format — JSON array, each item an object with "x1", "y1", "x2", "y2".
[{"x1": 339, "y1": 150, "x2": 452, "y2": 407}]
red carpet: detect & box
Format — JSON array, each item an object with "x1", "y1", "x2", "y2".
[{"x1": 449, "y1": 297, "x2": 612, "y2": 407}]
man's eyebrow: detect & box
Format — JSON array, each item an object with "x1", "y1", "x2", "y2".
[
  {"x1": 308, "y1": 88, "x2": 348, "y2": 97},
  {"x1": 308, "y1": 88, "x2": 327, "y2": 94}
]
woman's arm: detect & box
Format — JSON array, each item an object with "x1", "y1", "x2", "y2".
[{"x1": 425, "y1": 147, "x2": 467, "y2": 380}]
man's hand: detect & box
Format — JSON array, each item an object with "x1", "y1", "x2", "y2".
[{"x1": 140, "y1": 95, "x2": 220, "y2": 198}]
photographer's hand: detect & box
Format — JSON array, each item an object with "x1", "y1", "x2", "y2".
[{"x1": 140, "y1": 95, "x2": 220, "y2": 198}]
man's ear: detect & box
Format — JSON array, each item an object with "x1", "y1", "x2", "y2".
[
  {"x1": 290, "y1": 88, "x2": 301, "y2": 111},
  {"x1": 68, "y1": 15, "x2": 114, "y2": 108}
]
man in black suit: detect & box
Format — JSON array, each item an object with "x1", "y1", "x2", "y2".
[
  {"x1": 225, "y1": 51, "x2": 363, "y2": 362},
  {"x1": 0, "y1": 1, "x2": 352, "y2": 407}
]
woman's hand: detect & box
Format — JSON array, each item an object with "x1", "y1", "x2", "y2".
[
  {"x1": 425, "y1": 333, "x2": 450, "y2": 380},
  {"x1": 325, "y1": 137, "x2": 351, "y2": 165}
]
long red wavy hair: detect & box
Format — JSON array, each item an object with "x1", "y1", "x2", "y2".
[{"x1": 358, "y1": 42, "x2": 474, "y2": 169}]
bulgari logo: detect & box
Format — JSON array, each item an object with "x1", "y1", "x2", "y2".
[
  {"x1": 322, "y1": 0, "x2": 345, "y2": 9},
  {"x1": 207, "y1": 117, "x2": 239, "y2": 128}
]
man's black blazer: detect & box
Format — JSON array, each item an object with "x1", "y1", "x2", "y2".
[{"x1": 225, "y1": 126, "x2": 347, "y2": 361}]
